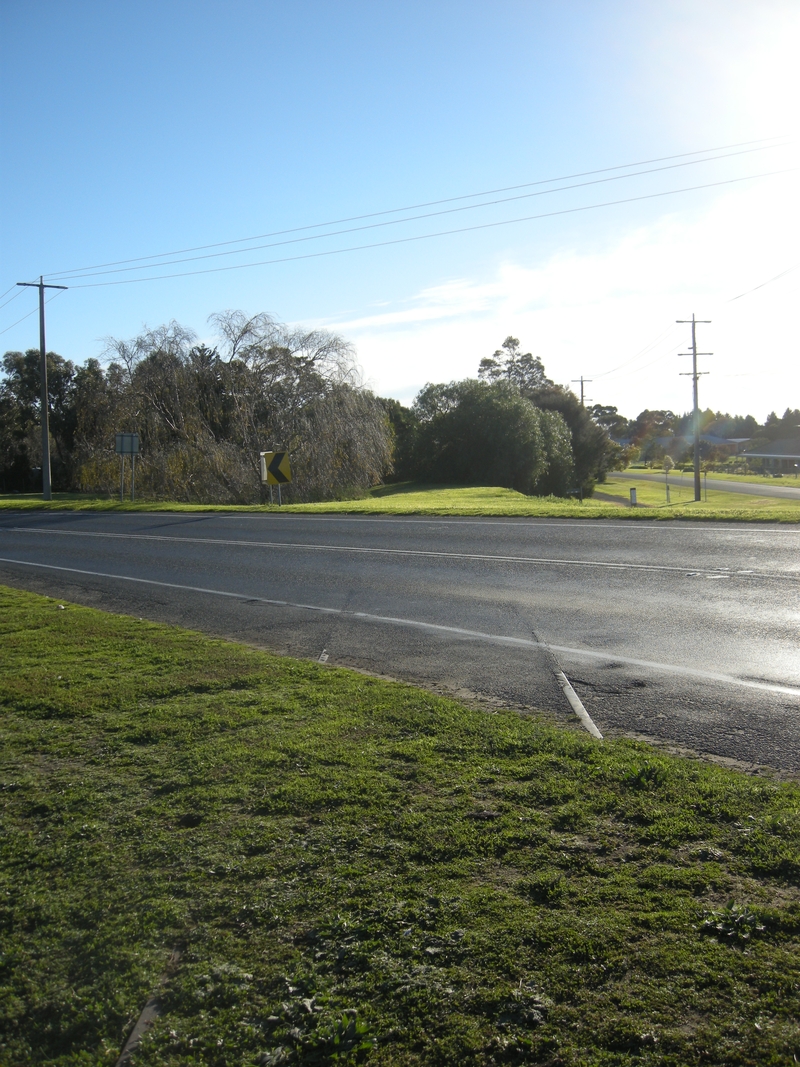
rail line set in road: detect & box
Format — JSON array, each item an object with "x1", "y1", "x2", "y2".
[{"x1": 1, "y1": 511, "x2": 798, "y2": 773}]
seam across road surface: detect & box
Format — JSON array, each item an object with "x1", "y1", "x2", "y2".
[{"x1": 1, "y1": 510, "x2": 798, "y2": 773}]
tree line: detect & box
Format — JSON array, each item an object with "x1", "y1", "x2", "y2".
[
  {"x1": 382, "y1": 337, "x2": 620, "y2": 495},
  {"x1": 590, "y1": 403, "x2": 800, "y2": 465},
  {"x1": 0, "y1": 312, "x2": 390, "y2": 502},
  {"x1": 3, "y1": 323, "x2": 688, "y2": 502}
]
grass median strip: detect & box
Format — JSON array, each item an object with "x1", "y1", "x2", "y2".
[{"x1": 1, "y1": 586, "x2": 799, "y2": 1066}]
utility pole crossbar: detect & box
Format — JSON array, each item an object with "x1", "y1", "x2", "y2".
[
  {"x1": 676, "y1": 314, "x2": 711, "y2": 502},
  {"x1": 571, "y1": 376, "x2": 593, "y2": 406},
  {"x1": 16, "y1": 277, "x2": 68, "y2": 500}
]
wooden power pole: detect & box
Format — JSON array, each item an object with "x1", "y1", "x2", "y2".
[
  {"x1": 16, "y1": 277, "x2": 68, "y2": 499},
  {"x1": 677, "y1": 314, "x2": 711, "y2": 503},
  {"x1": 571, "y1": 376, "x2": 593, "y2": 405}
]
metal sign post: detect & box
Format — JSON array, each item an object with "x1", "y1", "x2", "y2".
[{"x1": 115, "y1": 434, "x2": 140, "y2": 502}]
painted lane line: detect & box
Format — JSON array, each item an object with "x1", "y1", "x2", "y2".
[
  {"x1": 554, "y1": 669, "x2": 603, "y2": 740},
  {"x1": 2, "y1": 555, "x2": 799, "y2": 699},
  {"x1": 85, "y1": 513, "x2": 800, "y2": 534},
  {"x1": 4, "y1": 527, "x2": 795, "y2": 580}
]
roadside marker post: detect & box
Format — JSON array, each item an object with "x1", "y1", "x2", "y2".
[
  {"x1": 629, "y1": 487, "x2": 637, "y2": 507},
  {"x1": 115, "y1": 434, "x2": 140, "y2": 502}
]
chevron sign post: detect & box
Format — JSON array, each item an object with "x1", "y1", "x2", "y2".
[{"x1": 260, "y1": 451, "x2": 292, "y2": 504}]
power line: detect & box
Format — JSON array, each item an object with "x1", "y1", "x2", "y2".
[
  {"x1": 44, "y1": 136, "x2": 789, "y2": 281},
  {"x1": 728, "y1": 263, "x2": 799, "y2": 302},
  {"x1": 593, "y1": 338, "x2": 687, "y2": 385},
  {"x1": 0, "y1": 302, "x2": 39, "y2": 337},
  {"x1": 0, "y1": 286, "x2": 27, "y2": 312},
  {"x1": 0, "y1": 289, "x2": 65, "y2": 338},
  {"x1": 621, "y1": 341, "x2": 687, "y2": 380},
  {"x1": 47, "y1": 144, "x2": 789, "y2": 284},
  {"x1": 588, "y1": 323, "x2": 681, "y2": 379},
  {"x1": 59, "y1": 166, "x2": 797, "y2": 290}
]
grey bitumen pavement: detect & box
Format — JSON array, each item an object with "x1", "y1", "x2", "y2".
[
  {"x1": 615, "y1": 469, "x2": 800, "y2": 499},
  {"x1": 1, "y1": 511, "x2": 798, "y2": 774}
]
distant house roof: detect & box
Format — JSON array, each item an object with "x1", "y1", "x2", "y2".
[
  {"x1": 654, "y1": 434, "x2": 740, "y2": 449},
  {"x1": 742, "y1": 438, "x2": 800, "y2": 460}
]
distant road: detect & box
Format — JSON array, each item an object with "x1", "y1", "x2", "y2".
[
  {"x1": 615, "y1": 469, "x2": 800, "y2": 500},
  {"x1": 1, "y1": 511, "x2": 798, "y2": 774}
]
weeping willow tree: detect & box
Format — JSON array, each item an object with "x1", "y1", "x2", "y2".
[{"x1": 71, "y1": 312, "x2": 391, "y2": 503}]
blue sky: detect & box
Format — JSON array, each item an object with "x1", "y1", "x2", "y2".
[{"x1": 2, "y1": 1, "x2": 798, "y2": 420}]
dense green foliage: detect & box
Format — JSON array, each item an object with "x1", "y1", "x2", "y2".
[
  {"x1": 406, "y1": 380, "x2": 575, "y2": 495},
  {"x1": 2, "y1": 586, "x2": 800, "y2": 1065},
  {"x1": 384, "y1": 339, "x2": 620, "y2": 496},
  {"x1": 0, "y1": 313, "x2": 391, "y2": 503},
  {"x1": 4, "y1": 322, "x2": 795, "y2": 501}
]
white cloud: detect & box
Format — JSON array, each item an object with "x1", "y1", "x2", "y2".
[{"x1": 330, "y1": 170, "x2": 799, "y2": 420}]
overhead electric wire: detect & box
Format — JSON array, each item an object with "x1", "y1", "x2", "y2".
[
  {"x1": 0, "y1": 303, "x2": 38, "y2": 337},
  {"x1": 0, "y1": 289, "x2": 65, "y2": 338},
  {"x1": 44, "y1": 135, "x2": 788, "y2": 280},
  {"x1": 728, "y1": 263, "x2": 799, "y2": 301},
  {"x1": 593, "y1": 258, "x2": 800, "y2": 387},
  {"x1": 46, "y1": 144, "x2": 790, "y2": 284},
  {"x1": 589, "y1": 323, "x2": 681, "y2": 379},
  {"x1": 601, "y1": 340, "x2": 687, "y2": 383},
  {"x1": 0, "y1": 286, "x2": 26, "y2": 313},
  {"x1": 60, "y1": 166, "x2": 796, "y2": 289}
]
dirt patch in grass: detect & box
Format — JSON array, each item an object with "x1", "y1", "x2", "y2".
[{"x1": 1, "y1": 585, "x2": 799, "y2": 1065}]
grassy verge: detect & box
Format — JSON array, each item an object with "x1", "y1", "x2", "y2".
[
  {"x1": 1, "y1": 483, "x2": 799, "y2": 522},
  {"x1": 600, "y1": 477, "x2": 800, "y2": 513},
  {"x1": 628, "y1": 469, "x2": 800, "y2": 488},
  {"x1": 2, "y1": 586, "x2": 799, "y2": 1066}
]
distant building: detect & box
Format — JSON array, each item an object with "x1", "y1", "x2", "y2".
[
  {"x1": 652, "y1": 434, "x2": 746, "y2": 460},
  {"x1": 726, "y1": 438, "x2": 751, "y2": 455},
  {"x1": 741, "y1": 438, "x2": 800, "y2": 473}
]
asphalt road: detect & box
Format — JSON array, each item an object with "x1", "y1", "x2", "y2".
[
  {"x1": 1, "y1": 510, "x2": 799, "y2": 774},
  {"x1": 615, "y1": 469, "x2": 800, "y2": 499}
]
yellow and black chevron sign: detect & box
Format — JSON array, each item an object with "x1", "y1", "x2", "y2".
[{"x1": 260, "y1": 451, "x2": 292, "y2": 485}]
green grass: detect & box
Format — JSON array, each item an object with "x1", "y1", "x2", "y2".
[
  {"x1": 628, "y1": 468, "x2": 800, "y2": 488},
  {"x1": 2, "y1": 586, "x2": 800, "y2": 1066},
  {"x1": 600, "y1": 477, "x2": 800, "y2": 514},
  {"x1": 1, "y1": 482, "x2": 799, "y2": 522}
]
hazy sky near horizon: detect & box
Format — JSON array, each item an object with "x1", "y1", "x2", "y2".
[{"x1": 2, "y1": 1, "x2": 798, "y2": 421}]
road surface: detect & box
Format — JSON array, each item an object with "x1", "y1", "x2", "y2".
[
  {"x1": 1, "y1": 510, "x2": 798, "y2": 774},
  {"x1": 615, "y1": 469, "x2": 800, "y2": 499}
]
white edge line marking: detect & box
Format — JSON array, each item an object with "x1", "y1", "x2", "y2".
[
  {"x1": 4, "y1": 527, "x2": 795, "y2": 579},
  {"x1": 6, "y1": 510, "x2": 799, "y2": 533},
  {"x1": 232, "y1": 515, "x2": 800, "y2": 534},
  {"x1": 554, "y1": 669, "x2": 603, "y2": 739},
  {"x1": 2, "y1": 556, "x2": 799, "y2": 699}
]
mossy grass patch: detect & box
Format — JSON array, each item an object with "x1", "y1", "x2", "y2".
[{"x1": 1, "y1": 585, "x2": 799, "y2": 1065}]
